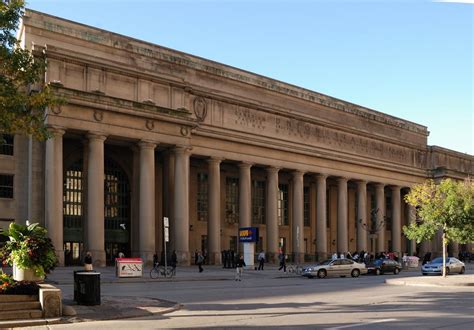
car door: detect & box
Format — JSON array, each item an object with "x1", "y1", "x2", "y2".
[
  {"x1": 340, "y1": 259, "x2": 354, "y2": 276},
  {"x1": 328, "y1": 260, "x2": 342, "y2": 276}
]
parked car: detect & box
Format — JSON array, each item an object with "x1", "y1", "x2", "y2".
[
  {"x1": 421, "y1": 257, "x2": 465, "y2": 276},
  {"x1": 367, "y1": 259, "x2": 402, "y2": 275},
  {"x1": 302, "y1": 259, "x2": 367, "y2": 279}
]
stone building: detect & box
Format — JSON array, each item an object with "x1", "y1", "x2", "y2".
[{"x1": 1, "y1": 10, "x2": 472, "y2": 266}]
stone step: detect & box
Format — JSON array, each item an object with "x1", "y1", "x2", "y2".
[
  {"x1": 0, "y1": 317, "x2": 62, "y2": 328},
  {"x1": 0, "y1": 309, "x2": 43, "y2": 321},
  {"x1": 0, "y1": 295, "x2": 38, "y2": 303},
  {"x1": 0, "y1": 301, "x2": 42, "y2": 311}
]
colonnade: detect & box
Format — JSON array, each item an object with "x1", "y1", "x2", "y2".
[{"x1": 45, "y1": 128, "x2": 414, "y2": 266}]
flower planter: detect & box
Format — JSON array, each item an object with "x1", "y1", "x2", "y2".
[{"x1": 12, "y1": 264, "x2": 44, "y2": 282}]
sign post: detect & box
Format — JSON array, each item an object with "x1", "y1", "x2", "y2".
[
  {"x1": 239, "y1": 227, "x2": 259, "y2": 268},
  {"x1": 163, "y1": 217, "x2": 169, "y2": 278}
]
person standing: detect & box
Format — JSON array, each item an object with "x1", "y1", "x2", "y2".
[
  {"x1": 235, "y1": 255, "x2": 246, "y2": 281},
  {"x1": 84, "y1": 251, "x2": 93, "y2": 271},
  {"x1": 171, "y1": 250, "x2": 177, "y2": 272},
  {"x1": 278, "y1": 252, "x2": 286, "y2": 272},
  {"x1": 332, "y1": 252, "x2": 338, "y2": 260},
  {"x1": 257, "y1": 250, "x2": 266, "y2": 270},
  {"x1": 197, "y1": 251, "x2": 204, "y2": 272}
]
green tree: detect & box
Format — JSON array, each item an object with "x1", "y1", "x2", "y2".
[
  {"x1": 403, "y1": 178, "x2": 474, "y2": 277},
  {"x1": 1, "y1": 0, "x2": 60, "y2": 141}
]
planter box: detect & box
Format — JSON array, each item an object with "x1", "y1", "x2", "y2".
[{"x1": 13, "y1": 264, "x2": 44, "y2": 282}]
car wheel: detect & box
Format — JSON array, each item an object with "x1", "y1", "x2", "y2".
[
  {"x1": 394, "y1": 268, "x2": 400, "y2": 275},
  {"x1": 460, "y1": 267, "x2": 465, "y2": 274},
  {"x1": 375, "y1": 269, "x2": 381, "y2": 276},
  {"x1": 445, "y1": 267, "x2": 450, "y2": 275},
  {"x1": 351, "y1": 269, "x2": 360, "y2": 278},
  {"x1": 422, "y1": 273, "x2": 427, "y2": 276},
  {"x1": 317, "y1": 269, "x2": 327, "y2": 279}
]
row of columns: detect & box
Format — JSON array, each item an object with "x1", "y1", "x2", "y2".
[{"x1": 45, "y1": 127, "x2": 410, "y2": 266}]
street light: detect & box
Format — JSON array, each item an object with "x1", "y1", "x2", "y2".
[{"x1": 358, "y1": 208, "x2": 386, "y2": 254}]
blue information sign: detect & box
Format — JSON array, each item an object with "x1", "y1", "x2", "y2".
[{"x1": 239, "y1": 227, "x2": 259, "y2": 242}]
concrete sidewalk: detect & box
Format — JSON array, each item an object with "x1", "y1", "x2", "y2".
[{"x1": 385, "y1": 274, "x2": 474, "y2": 287}]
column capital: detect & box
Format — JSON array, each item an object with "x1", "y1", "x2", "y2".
[
  {"x1": 47, "y1": 126, "x2": 66, "y2": 136},
  {"x1": 238, "y1": 162, "x2": 253, "y2": 169},
  {"x1": 266, "y1": 166, "x2": 280, "y2": 174},
  {"x1": 356, "y1": 179, "x2": 367, "y2": 186},
  {"x1": 314, "y1": 173, "x2": 328, "y2": 181},
  {"x1": 207, "y1": 157, "x2": 223, "y2": 165},
  {"x1": 292, "y1": 170, "x2": 305, "y2": 178},
  {"x1": 337, "y1": 176, "x2": 348, "y2": 184},
  {"x1": 87, "y1": 131, "x2": 107, "y2": 141},
  {"x1": 173, "y1": 145, "x2": 192, "y2": 154},
  {"x1": 374, "y1": 182, "x2": 385, "y2": 189},
  {"x1": 390, "y1": 185, "x2": 402, "y2": 192},
  {"x1": 138, "y1": 140, "x2": 157, "y2": 149}
]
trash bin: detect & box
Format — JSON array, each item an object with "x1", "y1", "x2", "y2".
[{"x1": 74, "y1": 271, "x2": 101, "y2": 305}]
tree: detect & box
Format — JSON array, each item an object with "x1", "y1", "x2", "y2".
[
  {"x1": 403, "y1": 178, "x2": 474, "y2": 277},
  {"x1": 1, "y1": 0, "x2": 61, "y2": 141}
]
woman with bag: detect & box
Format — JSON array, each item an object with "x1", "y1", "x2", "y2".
[{"x1": 84, "y1": 251, "x2": 93, "y2": 271}]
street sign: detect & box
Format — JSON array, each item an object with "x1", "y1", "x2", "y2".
[
  {"x1": 163, "y1": 217, "x2": 169, "y2": 228},
  {"x1": 164, "y1": 227, "x2": 169, "y2": 242},
  {"x1": 239, "y1": 227, "x2": 259, "y2": 242}
]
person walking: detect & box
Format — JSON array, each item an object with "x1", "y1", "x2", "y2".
[
  {"x1": 235, "y1": 255, "x2": 246, "y2": 281},
  {"x1": 278, "y1": 252, "x2": 286, "y2": 272},
  {"x1": 196, "y1": 251, "x2": 204, "y2": 272},
  {"x1": 171, "y1": 250, "x2": 177, "y2": 272},
  {"x1": 257, "y1": 250, "x2": 266, "y2": 270},
  {"x1": 84, "y1": 251, "x2": 93, "y2": 271}
]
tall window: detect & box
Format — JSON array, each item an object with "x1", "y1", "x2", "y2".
[
  {"x1": 304, "y1": 186, "x2": 310, "y2": 227},
  {"x1": 197, "y1": 173, "x2": 208, "y2": 222},
  {"x1": 326, "y1": 189, "x2": 330, "y2": 228},
  {"x1": 0, "y1": 175, "x2": 13, "y2": 198},
  {"x1": 225, "y1": 177, "x2": 239, "y2": 224},
  {"x1": 385, "y1": 193, "x2": 392, "y2": 231},
  {"x1": 0, "y1": 134, "x2": 14, "y2": 156},
  {"x1": 104, "y1": 158, "x2": 130, "y2": 232},
  {"x1": 278, "y1": 184, "x2": 289, "y2": 226},
  {"x1": 252, "y1": 180, "x2": 265, "y2": 224},
  {"x1": 64, "y1": 160, "x2": 83, "y2": 229}
]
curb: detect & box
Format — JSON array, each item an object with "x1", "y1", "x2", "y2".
[{"x1": 385, "y1": 279, "x2": 474, "y2": 287}]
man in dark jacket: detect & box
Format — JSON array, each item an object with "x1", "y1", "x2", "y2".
[{"x1": 235, "y1": 255, "x2": 246, "y2": 281}]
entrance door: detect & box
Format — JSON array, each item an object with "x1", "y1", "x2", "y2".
[{"x1": 64, "y1": 242, "x2": 83, "y2": 266}]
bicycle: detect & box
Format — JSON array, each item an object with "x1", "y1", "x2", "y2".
[
  {"x1": 287, "y1": 264, "x2": 304, "y2": 275},
  {"x1": 150, "y1": 263, "x2": 176, "y2": 279}
]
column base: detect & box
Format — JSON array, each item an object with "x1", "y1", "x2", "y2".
[
  {"x1": 55, "y1": 249, "x2": 65, "y2": 267},
  {"x1": 315, "y1": 251, "x2": 328, "y2": 262},
  {"x1": 140, "y1": 251, "x2": 155, "y2": 267},
  {"x1": 209, "y1": 252, "x2": 222, "y2": 265},
  {"x1": 267, "y1": 252, "x2": 279, "y2": 264},
  {"x1": 176, "y1": 250, "x2": 190, "y2": 266},
  {"x1": 90, "y1": 250, "x2": 106, "y2": 267},
  {"x1": 293, "y1": 252, "x2": 305, "y2": 264}
]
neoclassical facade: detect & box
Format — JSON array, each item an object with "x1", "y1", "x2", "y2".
[{"x1": 0, "y1": 10, "x2": 472, "y2": 266}]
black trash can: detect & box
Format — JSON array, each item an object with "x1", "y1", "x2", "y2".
[{"x1": 74, "y1": 271, "x2": 101, "y2": 305}]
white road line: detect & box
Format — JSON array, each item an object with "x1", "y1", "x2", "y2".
[{"x1": 325, "y1": 318, "x2": 397, "y2": 329}]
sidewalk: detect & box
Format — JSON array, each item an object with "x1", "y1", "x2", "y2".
[{"x1": 385, "y1": 274, "x2": 474, "y2": 287}]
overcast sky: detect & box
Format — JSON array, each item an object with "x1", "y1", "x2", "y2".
[{"x1": 26, "y1": 0, "x2": 473, "y2": 154}]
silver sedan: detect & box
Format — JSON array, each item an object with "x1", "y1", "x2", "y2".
[
  {"x1": 421, "y1": 257, "x2": 465, "y2": 275},
  {"x1": 302, "y1": 259, "x2": 368, "y2": 278}
]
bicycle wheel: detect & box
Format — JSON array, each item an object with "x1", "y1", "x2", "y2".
[
  {"x1": 150, "y1": 267, "x2": 160, "y2": 279},
  {"x1": 287, "y1": 266, "x2": 295, "y2": 273},
  {"x1": 165, "y1": 267, "x2": 174, "y2": 278}
]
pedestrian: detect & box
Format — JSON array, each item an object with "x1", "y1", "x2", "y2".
[
  {"x1": 197, "y1": 251, "x2": 204, "y2": 272},
  {"x1": 257, "y1": 250, "x2": 266, "y2": 270},
  {"x1": 171, "y1": 250, "x2": 177, "y2": 272},
  {"x1": 235, "y1": 254, "x2": 246, "y2": 281},
  {"x1": 230, "y1": 250, "x2": 236, "y2": 268},
  {"x1": 332, "y1": 252, "x2": 338, "y2": 260},
  {"x1": 84, "y1": 251, "x2": 93, "y2": 271},
  {"x1": 118, "y1": 251, "x2": 125, "y2": 258},
  {"x1": 340, "y1": 252, "x2": 345, "y2": 259},
  {"x1": 278, "y1": 252, "x2": 286, "y2": 272},
  {"x1": 194, "y1": 250, "x2": 198, "y2": 265},
  {"x1": 153, "y1": 252, "x2": 159, "y2": 267}
]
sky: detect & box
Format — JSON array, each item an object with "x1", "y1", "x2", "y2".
[{"x1": 25, "y1": 0, "x2": 473, "y2": 154}]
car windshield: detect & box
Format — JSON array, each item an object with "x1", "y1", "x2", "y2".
[
  {"x1": 318, "y1": 259, "x2": 333, "y2": 265},
  {"x1": 431, "y1": 257, "x2": 450, "y2": 264}
]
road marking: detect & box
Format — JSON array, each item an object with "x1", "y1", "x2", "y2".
[{"x1": 325, "y1": 318, "x2": 397, "y2": 329}]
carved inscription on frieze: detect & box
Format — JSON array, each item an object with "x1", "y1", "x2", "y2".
[{"x1": 228, "y1": 106, "x2": 411, "y2": 165}]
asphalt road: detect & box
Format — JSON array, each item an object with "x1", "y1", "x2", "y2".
[{"x1": 44, "y1": 270, "x2": 474, "y2": 329}]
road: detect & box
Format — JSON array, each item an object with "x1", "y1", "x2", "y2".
[{"x1": 43, "y1": 269, "x2": 474, "y2": 329}]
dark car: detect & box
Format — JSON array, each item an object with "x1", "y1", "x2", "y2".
[{"x1": 367, "y1": 259, "x2": 402, "y2": 275}]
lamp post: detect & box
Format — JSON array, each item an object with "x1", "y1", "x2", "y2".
[{"x1": 358, "y1": 208, "x2": 386, "y2": 255}]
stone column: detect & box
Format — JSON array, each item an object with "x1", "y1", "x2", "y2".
[
  {"x1": 45, "y1": 127, "x2": 65, "y2": 266},
  {"x1": 173, "y1": 146, "x2": 190, "y2": 264},
  {"x1": 207, "y1": 157, "x2": 222, "y2": 265},
  {"x1": 315, "y1": 174, "x2": 328, "y2": 261},
  {"x1": 375, "y1": 183, "x2": 386, "y2": 253},
  {"x1": 356, "y1": 180, "x2": 368, "y2": 252},
  {"x1": 266, "y1": 167, "x2": 279, "y2": 263},
  {"x1": 238, "y1": 163, "x2": 252, "y2": 229},
  {"x1": 337, "y1": 178, "x2": 348, "y2": 254},
  {"x1": 138, "y1": 141, "x2": 156, "y2": 265},
  {"x1": 408, "y1": 203, "x2": 417, "y2": 255},
  {"x1": 292, "y1": 171, "x2": 304, "y2": 263},
  {"x1": 86, "y1": 132, "x2": 107, "y2": 266},
  {"x1": 391, "y1": 186, "x2": 402, "y2": 256}
]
